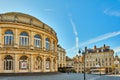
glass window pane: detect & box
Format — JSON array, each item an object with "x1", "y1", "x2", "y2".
[
  {"x1": 20, "y1": 32, "x2": 29, "y2": 46},
  {"x1": 4, "y1": 30, "x2": 14, "y2": 45}
]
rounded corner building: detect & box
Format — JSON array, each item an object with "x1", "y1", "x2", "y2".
[{"x1": 0, "y1": 12, "x2": 58, "y2": 73}]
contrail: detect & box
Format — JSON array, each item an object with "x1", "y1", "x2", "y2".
[
  {"x1": 69, "y1": 13, "x2": 79, "y2": 54},
  {"x1": 67, "y1": 31, "x2": 120, "y2": 53}
]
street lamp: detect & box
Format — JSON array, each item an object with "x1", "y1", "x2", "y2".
[{"x1": 78, "y1": 48, "x2": 86, "y2": 80}]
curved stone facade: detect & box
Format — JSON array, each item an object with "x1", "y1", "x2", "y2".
[{"x1": 0, "y1": 12, "x2": 58, "y2": 73}]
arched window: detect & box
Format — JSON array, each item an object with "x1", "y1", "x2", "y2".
[
  {"x1": 46, "y1": 58, "x2": 50, "y2": 70},
  {"x1": 4, "y1": 55, "x2": 13, "y2": 70},
  {"x1": 34, "y1": 34, "x2": 41, "y2": 48},
  {"x1": 34, "y1": 56, "x2": 42, "y2": 70},
  {"x1": 20, "y1": 32, "x2": 29, "y2": 46},
  {"x1": 19, "y1": 56, "x2": 28, "y2": 70},
  {"x1": 4, "y1": 30, "x2": 14, "y2": 45},
  {"x1": 45, "y1": 38, "x2": 50, "y2": 50}
]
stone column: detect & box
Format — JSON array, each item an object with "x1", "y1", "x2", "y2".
[
  {"x1": 14, "y1": 29, "x2": 19, "y2": 48},
  {"x1": 42, "y1": 56, "x2": 46, "y2": 72},
  {"x1": 50, "y1": 58, "x2": 53, "y2": 72},
  {"x1": 55, "y1": 59, "x2": 58, "y2": 72},
  {"x1": 50, "y1": 39, "x2": 53, "y2": 51},
  {"x1": 42, "y1": 35, "x2": 45, "y2": 50},
  {"x1": 30, "y1": 54, "x2": 33, "y2": 72},
  {"x1": 14, "y1": 54, "x2": 18, "y2": 73},
  {"x1": 30, "y1": 31, "x2": 34, "y2": 49},
  {"x1": 1, "y1": 58, "x2": 4, "y2": 72},
  {"x1": 0, "y1": 54, "x2": 2, "y2": 72},
  {"x1": 55, "y1": 42, "x2": 57, "y2": 52},
  {"x1": 0, "y1": 28, "x2": 2, "y2": 47},
  {"x1": 1, "y1": 29, "x2": 4, "y2": 47}
]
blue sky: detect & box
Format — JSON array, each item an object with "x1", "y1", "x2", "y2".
[{"x1": 1, "y1": 0, "x2": 120, "y2": 57}]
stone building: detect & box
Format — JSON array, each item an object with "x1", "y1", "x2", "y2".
[
  {"x1": 67, "y1": 45, "x2": 118, "y2": 74},
  {"x1": 57, "y1": 45, "x2": 66, "y2": 68},
  {"x1": 84, "y1": 44, "x2": 114, "y2": 74},
  {"x1": 66, "y1": 56, "x2": 74, "y2": 68},
  {"x1": 73, "y1": 55, "x2": 83, "y2": 73},
  {"x1": 66, "y1": 56, "x2": 74, "y2": 72},
  {"x1": 114, "y1": 54, "x2": 120, "y2": 74},
  {"x1": 0, "y1": 12, "x2": 58, "y2": 73}
]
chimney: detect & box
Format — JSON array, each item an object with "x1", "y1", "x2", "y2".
[
  {"x1": 85, "y1": 47, "x2": 87, "y2": 52},
  {"x1": 94, "y1": 45, "x2": 97, "y2": 52},
  {"x1": 104, "y1": 44, "x2": 106, "y2": 48},
  {"x1": 94, "y1": 45, "x2": 97, "y2": 50}
]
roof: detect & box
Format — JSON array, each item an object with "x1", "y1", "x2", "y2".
[
  {"x1": 0, "y1": 12, "x2": 57, "y2": 37},
  {"x1": 3, "y1": 12, "x2": 39, "y2": 20}
]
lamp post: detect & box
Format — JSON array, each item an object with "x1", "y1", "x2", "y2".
[{"x1": 78, "y1": 48, "x2": 86, "y2": 80}]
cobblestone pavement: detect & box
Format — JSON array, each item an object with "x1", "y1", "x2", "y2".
[{"x1": 0, "y1": 73, "x2": 120, "y2": 80}]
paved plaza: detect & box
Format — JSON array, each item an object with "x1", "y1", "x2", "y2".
[{"x1": 0, "y1": 73, "x2": 120, "y2": 80}]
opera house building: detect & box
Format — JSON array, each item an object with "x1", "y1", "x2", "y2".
[{"x1": 0, "y1": 12, "x2": 58, "y2": 73}]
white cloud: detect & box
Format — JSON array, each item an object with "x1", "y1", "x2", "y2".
[
  {"x1": 67, "y1": 31, "x2": 120, "y2": 53},
  {"x1": 104, "y1": 9, "x2": 120, "y2": 17}
]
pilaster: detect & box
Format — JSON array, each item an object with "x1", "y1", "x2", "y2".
[
  {"x1": 55, "y1": 59, "x2": 58, "y2": 72},
  {"x1": 50, "y1": 39, "x2": 53, "y2": 51},
  {"x1": 0, "y1": 28, "x2": 2, "y2": 47},
  {"x1": 30, "y1": 31, "x2": 34, "y2": 49},
  {"x1": 14, "y1": 28, "x2": 19, "y2": 48},
  {"x1": 0, "y1": 54, "x2": 2, "y2": 72},
  {"x1": 42, "y1": 56, "x2": 46, "y2": 72},
  {"x1": 55, "y1": 42, "x2": 57, "y2": 52},
  {"x1": 50, "y1": 58, "x2": 53, "y2": 72},
  {"x1": 30, "y1": 54, "x2": 33, "y2": 72},
  {"x1": 1, "y1": 58, "x2": 4, "y2": 73},
  {"x1": 14, "y1": 54, "x2": 18, "y2": 72},
  {"x1": 42, "y1": 35, "x2": 45, "y2": 50}
]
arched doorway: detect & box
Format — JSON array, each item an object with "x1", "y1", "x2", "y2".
[
  {"x1": 19, "y1": 56, "x2": 29, "y2": 70},
  {"x1": 4, "y1": 55, "x2": 13, "y2": 71}
]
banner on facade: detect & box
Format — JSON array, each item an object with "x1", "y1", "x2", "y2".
[
  {"x1": 46, "y1": 61, "x2": 50, "y2": 69},
  {"x1": 21, "y1": 62, "x2": 27, "y2": 69}
]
